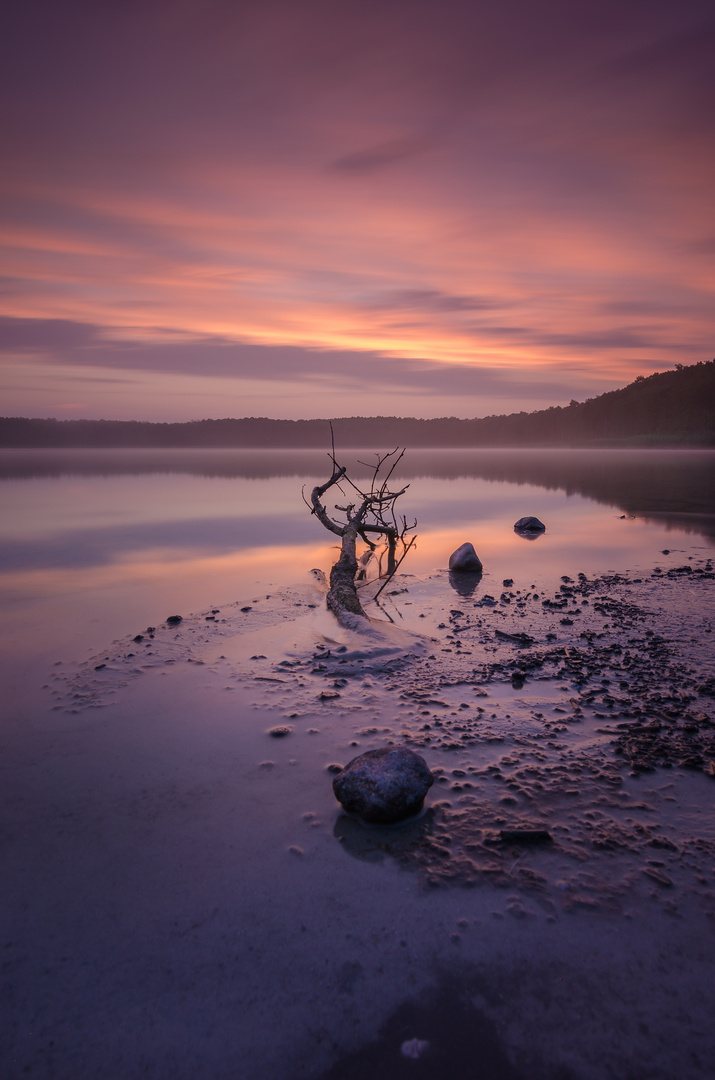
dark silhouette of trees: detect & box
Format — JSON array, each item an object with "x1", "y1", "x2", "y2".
[{"x1": 1, "y1": 360, "x2": 713, "y2": 448}]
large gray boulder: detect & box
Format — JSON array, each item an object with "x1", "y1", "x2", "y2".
[
  {"x1": 332, "y1": 747, "x2": 434, "y2": 824},
  {"x1": 514, "y1": 516, "x2": 546, "y2": 532},
  {"x1": 448, "y1": 542, "x2": 483, "y2": 572}
]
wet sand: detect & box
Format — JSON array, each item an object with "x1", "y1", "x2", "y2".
[{"x1": 2, "y1": 554, "x2": 714, "y2": 1079}]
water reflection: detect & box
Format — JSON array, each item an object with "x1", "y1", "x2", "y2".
[
  {"x1": 2, "y1": 448, "x2": 713, "y2": 539},
  {"x1": 1, "y1": 447, "x2": 713, "y2": 687},
  {"x1": 448, "y1": 570, "x2": 483, "y2": 598},
  {"x1": 333, "y1": 809, "x2": 437, "y2": 864}
]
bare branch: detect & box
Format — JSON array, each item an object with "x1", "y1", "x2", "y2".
[
  {"x1": 373, "y1": 536, "x2": 417, "y2": 601},
  {"x1": 310, "y1": 465, "x2": 348, "y2": 537},
  {"x1": 307, "y1": 429, "x2": 417, "y2": 621}
]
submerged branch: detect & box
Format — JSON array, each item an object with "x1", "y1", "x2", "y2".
[{"x1": 308, "y1": 435, "x2": 416, "y2": 621}]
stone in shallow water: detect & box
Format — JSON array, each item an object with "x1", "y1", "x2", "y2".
[
  {"x1": 332, "y1": 747, "x2": 434, "y2": 824},
  {"x1": 514, "y1": 516, "x2": 546, "y2": 532},
  {"x1": 448, "y1": 542, "x2": 483, "y2": 572}
]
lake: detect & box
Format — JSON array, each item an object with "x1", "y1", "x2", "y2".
[
  {"x1": 2, "y1": 447, "x2": 714, "y2": 1080},
  {"x1": 2, "y1": 447, "x2": 713, "y2": 678}
]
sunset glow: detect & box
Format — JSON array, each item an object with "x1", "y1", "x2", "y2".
[{"x1": 1, "y1": 0, "x2": 713, "y2": 420}]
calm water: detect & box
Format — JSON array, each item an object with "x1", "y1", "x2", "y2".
[
  {"x1": 2, "y1": 447, "x2": 714, "y2": 695},
  {"x1": 3, "y1": 447, "x2": 715, "y2": 1080}
]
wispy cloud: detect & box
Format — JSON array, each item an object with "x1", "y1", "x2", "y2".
[{"x1": 331, "y1": 137, "x2": 435, "y2": 173}]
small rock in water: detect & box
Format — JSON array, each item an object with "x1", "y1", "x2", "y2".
[
  {"x1": 166, "y1": 614, "x2": 182, "y2": 624},
  {"x1": 514, "y1": 516, "x2": 546, "y2": 532},
  {"x1": 448, "y1": 542, "x2": 483, "y2": 572},
  {"x1": 268, "y1": 725, "x2": 292, "y2": 738},
  {"x1": 333, "y1": 747, "x2": 434, "y2": 824}
]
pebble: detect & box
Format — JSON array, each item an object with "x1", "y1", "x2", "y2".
[{"x1": 400, "y1": 1039, "x2": 430, "y2": 1060}]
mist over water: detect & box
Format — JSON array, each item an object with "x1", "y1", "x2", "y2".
[{"x1": 1, "y1": 446, "x2": 712, "y2": 674}]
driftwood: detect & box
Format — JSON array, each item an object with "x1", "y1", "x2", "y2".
[{"x1": 305, "y1": 431, "x2": 416, "y2": 620}]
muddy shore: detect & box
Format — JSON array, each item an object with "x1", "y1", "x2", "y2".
[{"x1": 3, "y1": 552, "x2": 714, "y2": 1079}]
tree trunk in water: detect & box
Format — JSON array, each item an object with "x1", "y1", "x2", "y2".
[
  {"x1": 308, "y1": 442, "x2": 414, "y2": 622},
  {"x1": 327, "y1": 522, "x2": 365, "y2": 618}
]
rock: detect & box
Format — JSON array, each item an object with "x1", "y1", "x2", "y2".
[
  {"x1": 514, "y1": 516, "x2": 546, "y2": 532},
  {"x1": 268, "y1": 725, "x2": 292, "y2": 738},
  {"x1": 495, "y1": 629, "x2": 534, "y2": 646},
  {"x1": 401, "y1": 1039, "x2": 430, "y2": 1060},
  {"x1": 166, "y1": 614, "x2": 183, "y2": 624},
  {"x1": 497, "y1": 829, "x2": 553, "y2": 845},
  {"x1": 332, "y1": 747, "x2": 434, "y2": 824},
  {"x1": 448, "y1": 542, "x2": 483, "y2": 572}
]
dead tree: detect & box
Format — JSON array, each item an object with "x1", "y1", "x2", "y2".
[{"x1": 306, "y1": 437, "x2": 416, "y2": 621}]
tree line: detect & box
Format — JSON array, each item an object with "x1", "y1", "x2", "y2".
[{"x1": 1, "y1": 360, "x2": 713, "y2": 448}]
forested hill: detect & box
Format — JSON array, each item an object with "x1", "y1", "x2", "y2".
[{"x1": 2, "y1": 360, "x2": 713, "y2": 448}]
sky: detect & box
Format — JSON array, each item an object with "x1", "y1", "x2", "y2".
[{"x1": 1, "y1": 0, "x2": 714, "y2": 421}]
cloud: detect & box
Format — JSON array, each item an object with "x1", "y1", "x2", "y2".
[
  {"x1": 0, "y1": 314, "x2": 618, "y2": 409},
  {"x1": 1, "y1": 0, "x2": 714, "y2": 420},
  {"x1": 0, "y1": 317, "x2": 98, "y2": 349},
  {"x1": 363, "y1": 290, "x2": 501, "y2": 313},
  {"x1": 331, "y1": 137, "x2": 434, "y2": 174}
]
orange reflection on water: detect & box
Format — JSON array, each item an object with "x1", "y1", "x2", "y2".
[
  {"x1": 0, "y1": 540, "x2": 337, "y2": 667},
  {"x1": 0, "y1": 541, "x2": 337, "y2": 602}
]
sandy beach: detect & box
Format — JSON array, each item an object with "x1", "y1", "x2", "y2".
[{"x1": 3, "y1": 548, "x2": 714, "y2": 1079}]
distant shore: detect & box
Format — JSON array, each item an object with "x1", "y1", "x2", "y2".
[
  {"x1": 0, "y1": 422, "x2": 712, "y2": 451},
  {"x1": 3, "y1": 360, "x2": 713, "y2": 448}
]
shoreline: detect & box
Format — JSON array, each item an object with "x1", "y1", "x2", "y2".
[{"x1": 2, "y1": 556, "x2": 714, "y2": 1079}]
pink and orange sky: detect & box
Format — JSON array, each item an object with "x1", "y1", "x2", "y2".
[{"x1": 1, "y1": 0, "x2": 713, "y2": 421}]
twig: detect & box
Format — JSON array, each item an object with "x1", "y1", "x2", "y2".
[{"x1": 372, "y1": 536, "x2": 417, "y2": 601}]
